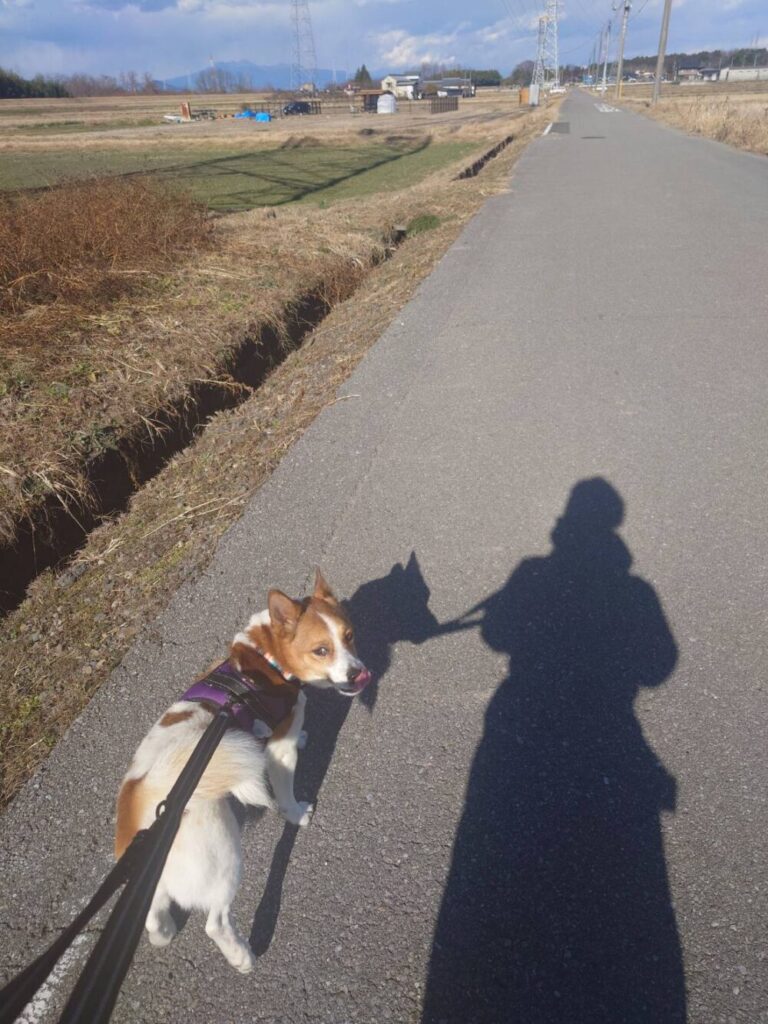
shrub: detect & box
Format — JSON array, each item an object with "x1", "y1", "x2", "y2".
[{"x1": 0, "y1": 177, "x2": 211, "y2": 315}]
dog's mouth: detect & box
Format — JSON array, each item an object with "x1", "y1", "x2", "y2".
[{"x1": 334, "y1": 667, "x2": 372, "y2": 697}]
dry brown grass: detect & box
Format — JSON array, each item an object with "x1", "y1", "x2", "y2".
[
  {"x1": 0, "y1": 185, "x2": 383, "y2": 547},
  {"x1": 0, "y1": 100, "x2": 557, "y2": 806},
  {"x1": 622, "y1": 89, "x2": 768, "y2": 155},
  {"x1": 0, "y1": 177, "x2": 210, "y2": 314}
]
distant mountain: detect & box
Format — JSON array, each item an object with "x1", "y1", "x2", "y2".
[{"x1": 162, "y1": 60, "x2": 349, "y2": 92}]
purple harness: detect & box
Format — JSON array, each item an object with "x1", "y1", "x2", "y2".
[{"x1": 181, "y1": 658, "x2": 300, "y2": 734}]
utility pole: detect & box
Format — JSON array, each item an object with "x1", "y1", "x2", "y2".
[
  {"x1": 614, "y1": 0, "x2": 631, "y2": 99},
  {"x1": 592, "y1": 29, "x2": 602, "y2": 85},
  {"x1": 651, "y1": 0, "x2": 672, "y2": 105},
  {"x1": 601, "y1": 20, "x2": 611, "y2": 94}
]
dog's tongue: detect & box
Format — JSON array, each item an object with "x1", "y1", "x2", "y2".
[{"x1": 354, "y1": 668, "x2": 372, "y2": 691}]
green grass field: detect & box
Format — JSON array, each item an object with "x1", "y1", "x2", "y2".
[
  {"x1": 0, "y1": 138, "x2": 480, "y2": 210},
  {"x1": 7, "y1": 118, "x2": 158, "y2": 136}
]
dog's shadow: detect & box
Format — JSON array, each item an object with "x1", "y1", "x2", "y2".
[{"x1": 248, "y1": 553, "x2": 438, "y2": 955}]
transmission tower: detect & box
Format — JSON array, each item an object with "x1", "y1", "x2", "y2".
[
  {"x1": 290, "y1": 0, "x2": 318, "y2": 94},
  {"x1": 531, "y1": 0, "x2": 561, "y2": 88}
]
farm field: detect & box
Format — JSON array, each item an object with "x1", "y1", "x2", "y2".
[
  {"x1": 0, "y1": 137, "x2": 480, "y2": 210},
  {"x1": 0, "y1": 88, "x2": 519, "y2": 207}
]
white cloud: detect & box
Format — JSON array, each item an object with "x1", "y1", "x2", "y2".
[{"x1": 374, "y1": 27, "x2": 460, "y2": 67}]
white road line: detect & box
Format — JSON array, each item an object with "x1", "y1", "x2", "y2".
[
  {"x1": 543, "y1": 122, "x2": 553, "y2": 135},
  {"x1": 16, "y1": 934, "x2": 89, "y2": 1024},
  {"x1": 595, "y1": 103, "x2": 620, "y2": 113}
]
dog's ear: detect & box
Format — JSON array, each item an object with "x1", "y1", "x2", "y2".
[
  {"x1": 268, "y1": 589, "x2": 303, "y2": 635},
  {"x1": 313, "y1": 568, "x2": 338, "y2": 604}
]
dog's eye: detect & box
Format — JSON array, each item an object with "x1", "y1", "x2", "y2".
[
  {"x1": 344, "y1": 631, "x2": 354, "y2": 644},
  {"x1": 313, "y1": 646, "x2": 329, "y2": 657}
]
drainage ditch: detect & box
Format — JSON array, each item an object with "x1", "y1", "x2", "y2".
[
  {"x1": 0, "y1": 286, "x2": 365, "y2": 615},
  {"x1": 455, "y1": 134, "x2": 515, "y2": 180}
]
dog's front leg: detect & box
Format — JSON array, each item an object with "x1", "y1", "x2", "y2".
[{"x1": 266, "y1": 691, "x2": 313, "y2": 827}]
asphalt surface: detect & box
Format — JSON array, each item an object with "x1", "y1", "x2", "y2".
[{"x1": 1, "y1": 90, "x2": 767, "y2": 1024}]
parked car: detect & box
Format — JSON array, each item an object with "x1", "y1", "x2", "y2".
[{"x1": 283, "y1": 101, "x2": 311, "y2": 115}]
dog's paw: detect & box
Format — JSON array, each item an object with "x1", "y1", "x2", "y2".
[
  {"x1": 296, "y1": 730, "x2": 308, "y2": 750},
  {"x1": 230, "y1": 945, "x2": 256, "y2": 974},
  {"x1": 147, "y1": 921, "x2": 177, "y2": 948},
  {"x1": 281, "y1": 801, "x2": 313, "y2": 827}
]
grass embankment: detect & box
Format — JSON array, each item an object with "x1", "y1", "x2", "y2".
[
  {"x1": 0, "y1": 101, "x2": 554, "y2": 807},
  {"x1": 0, "y1": 137, "x2": 480, "y2": 209},
  {"x1": 622, "y1": 85, "x2": 768, "y2": 155}
]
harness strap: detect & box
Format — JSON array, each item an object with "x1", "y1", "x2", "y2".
[{"x1": 183, "y1": 658, "x2": 301, "y2": 733}]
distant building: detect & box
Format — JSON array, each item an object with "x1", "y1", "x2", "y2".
[
  {"x1": 423, "y1": 77, "x2": 475, "y2": 98},
  {"x1": 357, "y1": 88, "x2": 386, "y2": 112},
  {"x1": 377, "y1": 93, "x2": 397, "y2": 114},
  {"x1": 719, "y1": 66, "x2": 768, "y2": 82},
  {"x1": 676, "y1": 58, "x2": 704, "y2": 81},
  {"x1": 380, "y1": 74, "x2": 421, "y2": 99}
]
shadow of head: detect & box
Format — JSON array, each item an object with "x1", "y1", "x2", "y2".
[
  {"x1": 548, "y1": 476, "x2": 631, "y2": 573},
  {"x1": 346, "y1": 551, "x2": 440, "y2": 713}
]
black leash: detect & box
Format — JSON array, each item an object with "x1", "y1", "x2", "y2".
[{"x1": 0, "y1": 698, "x2": 239, "y2": 1024}]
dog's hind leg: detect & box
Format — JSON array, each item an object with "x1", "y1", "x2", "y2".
[
  {"x1": 146, "y1": 881, "x2": 177, "y2": 948},
  {"x1": 205, "y1": 903, "x2": 255, "y2": 973}
]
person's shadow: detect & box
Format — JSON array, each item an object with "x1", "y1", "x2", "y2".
[
  {"x1": 249, "y1": 552, "x2": 439, "y2": 954},
  {"x1": 421, "y1": 478, "x2": 687, "y2": 1024}
]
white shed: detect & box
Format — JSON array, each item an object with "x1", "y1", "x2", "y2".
[{"x1": 377, "y1": 92, "x2": 397, "y2": 114}]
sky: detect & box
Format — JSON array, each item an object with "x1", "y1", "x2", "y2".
[{"x1": 0, "y1": 0, "x2": 765, "y2": 82}]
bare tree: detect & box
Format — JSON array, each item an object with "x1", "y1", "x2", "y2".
[{"x1": 140, "y1": 71, "x2": 160, "y2": 94}]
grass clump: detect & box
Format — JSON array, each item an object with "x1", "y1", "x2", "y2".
[
  {"x1": 0, "y1": 177, "x2": 211, "y2": 315},
  {"x1": 407, "y1": 213, "x2": 441, "y2": 236}
]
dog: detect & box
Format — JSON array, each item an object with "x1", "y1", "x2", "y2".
[{"x1": 114, "y1": 570, "x2": 370, "y2": 972}]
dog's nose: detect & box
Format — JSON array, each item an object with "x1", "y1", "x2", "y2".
[{"x1": 347, "y1": 666, "x2": 361, "y2": 683}]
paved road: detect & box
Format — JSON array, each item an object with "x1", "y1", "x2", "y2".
[{"x1": 2, "y1": 91, "x2": 767, "y2": 1024}]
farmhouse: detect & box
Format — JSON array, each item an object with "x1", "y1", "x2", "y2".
[
  {"x1": 676, "y1": 58, "x2": 704, "y2": 81},
  {"x1": 422, "y1": 77, "x2": 476, "y2": 98},
  {"x1": 380, "y1": 74, "x2": 421, "y2": 99}
]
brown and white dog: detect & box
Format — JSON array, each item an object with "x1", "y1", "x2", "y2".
[{"x1": 115, "y1": 571, "x2": 370, "y2": 973}]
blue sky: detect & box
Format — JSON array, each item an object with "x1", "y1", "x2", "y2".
[{"x1": 1, "y1": 0, "x2": 765, "y2": 81}]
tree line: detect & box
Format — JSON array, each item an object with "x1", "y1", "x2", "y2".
[
  {"x1": 0, "y1": 67, "x2": 69, "y2": 98},
  {"x1": 623, "y1": 47, "x2": 768, "y2": 72},
  {"x1": 0, "y1": 68, "x2": 167, "y2": 99}
]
